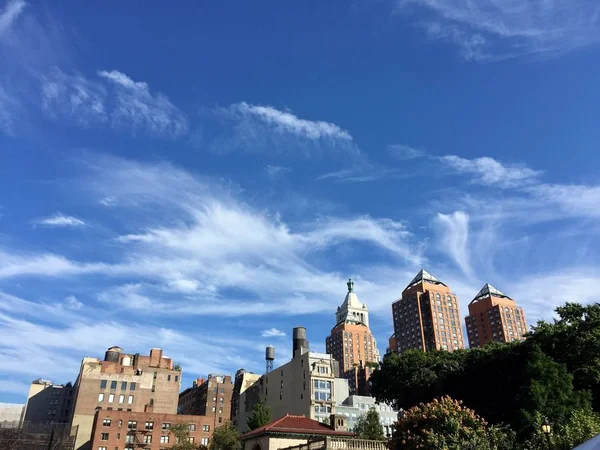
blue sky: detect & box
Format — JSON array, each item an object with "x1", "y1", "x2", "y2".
[{"x1": 1, "y1": 0, "x2": 600, "y2": 404}]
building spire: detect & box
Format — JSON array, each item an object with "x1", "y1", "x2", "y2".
[{"x1": 347, "y1": 278, "x2": 354, "y2": 293}]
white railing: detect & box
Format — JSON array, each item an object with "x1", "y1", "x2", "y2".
[{"x1": 280, "y1": 437, "x2": 388, "y2": 450}]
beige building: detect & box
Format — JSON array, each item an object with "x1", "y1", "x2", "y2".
[
  {"x1": 23, "y1": 379, "x2": 75, "y2": 425},
  {"x1": 231, "y1": 369, "x2": 261, "y2": 428},
  {"x1": 325, "y1": 279, "x2": 380, "y2": 395},
  {"x1": 465, "y1": 284, "x2": 528, "y2": 347},
  {"x1": 70, "y1": 346, "x2": 181, "y2": 450},
  {"x1": 388, "y1": 270, "x2": 466, "y2": 353},
  {"x1": 237, "y1": 327, "x2": 345, "y2": 433},
  {"x1": 0, "y1": 403, "x2": 25, "y2": 428}
]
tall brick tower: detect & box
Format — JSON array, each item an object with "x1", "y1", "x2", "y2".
[
  {"x1": 465, "y1": 284, "x2": 527, "y2": 347},
  {"x1": 388, "y1": 269, "x2": 466, "y2": 354},
  {"x1": 326, "y1": 279, "x2": 380, "y2": 394}
]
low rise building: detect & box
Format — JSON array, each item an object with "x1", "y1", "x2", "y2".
[
  {"x1": 23, "y1": 379, "x2": 75, "y2": 425},
  {"x1": 335, "y1": 396, "x2": 398, "y2": 436},
  {"x1": 240, "y1": 414, "x2": 356, "y2": 450},
  {"x1": 178, "y1": 374, "x2": 233, "y2": 429},
  {"x1": 0, "y1": 403, "x2": 25, "y2": 428},
  {"x1": 89, "y1": 409, "x2": 214, "y2": 450},
  {"x1": 71, "y1": 346, "x2": 181, "y2": 450}
]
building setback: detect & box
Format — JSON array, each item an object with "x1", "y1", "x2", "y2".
[
  {"x1": 178, "y1": 374, "x2": 233, "y2": 429},
  {"x1": 89, "y1": 409, "x2": 214, "y2": 450},
  {"x1": 388, "y1": 270, "x2": 466, "y2": 354},
  {"x1": 465, "y1": 284, "x2": 528, "y2": 347},
  {"x1": 236, "y1": 327, "x2": 343, "y2": 433},
  {"x1": 325, "y1": 280, "x2": 380, "y2": 395},
  {"x1": 70, "y1": 347, "x2": 181, "y2": 450}
]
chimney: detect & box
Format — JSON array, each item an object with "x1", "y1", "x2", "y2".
[
  {"x1": 149, "y1": 348, "x2": 162, "y2": 367},
  {"x1": 292, "y1": 327, "x2": 309, "y2": 358},
  {"x1": 329, "y1": 414, "x2": 348, "y2": 432}
]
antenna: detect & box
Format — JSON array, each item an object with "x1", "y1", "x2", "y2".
[{"x1": 265, "y1": 346, "x2": 275, "y2": 373}]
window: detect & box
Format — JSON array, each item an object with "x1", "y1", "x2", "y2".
[
  {"x1": 188, "y1": 424, "x2": 196, "y2": 432},
  {"x1": 143, "y1": 435, "x2": 152, "y2": 444},
  {"x1": 212, "y1": 407, "x2": 216, "y2": 413},
  {"x1": 218, "y1": 417, "x2": 223, "y2": 423},
  {"x1": 167, "y1": 375, "x2": 171, "y2": 381},
  {"x1": 153, "y1": 372, "x2": 157, "y2": 379},
  {"x1": 125, "y1": 435, "x2": 134, "y2": 444},
  {"x1": 130, "y1": 383, "x2": 136, "y2": 391},
  {"x1": 121, "y1": 381, "x2": 127, "y2": 390},
  {"x1": 175, "y1": 376, "x2": 179, "y2": 382},
  {"x1": 118, "y1": 420, "x2": 122, "y2": 427},
  {"x1": 201, "y1": 438, "x2": 209, "y2": 446},
  {"x1": 103, "y1": 419, "x2": 112, "y2": 427},
  {"x1": 111, "y1": 381, "x2": 117, "y2": 390},
  {"x1": 101, "y1": 433, "x2": 109, "y2": 441},
  {"x1": 99, "y1": 447, "x2": 107, "y2": 450},
  {"x1": 160, "y1": 436, "x2": 169, "y2": 444},
  {"x1": 162, "y1": 423, "x2": 171, "y2": 431},
  {"x1": 128, "y1": 421, "x2": 137, "y2": 430},
  {"x1": 98, "y1": 393, "x2": 105, "y2": 402},
  {"x1": 119, "y1": 395, "x2": 125, "y2": 404},
  {"x1": 220, "y1": 387, "x2": 225, "y2": 394},
  {"x1": 117, "y1": 433, "x2": 120, "y2": 440},
  {"x1": 108, "y1": 394, "x2": 115, "y2": 403},
  {"x1": 220, "y1": 397, "x2": 224, "y2": 404},
  {"x1": 128, "y1": 395, "x2": 134, "y2": 404},
  {"x1": 218, "y1": 408, "x2": 222, "y2": 414},
  {"x1": 202, "y1": 425, "x2": 210, "y2": 432},
  {"x1": 188, "y1": 438, "x2": 195, "y2": 444},
  {"x1": 145, "y1": 422, "x2": 154, "y2": 431},
  {"x1": 100, "y1": 380, "x2": 107, "y2": 389}
]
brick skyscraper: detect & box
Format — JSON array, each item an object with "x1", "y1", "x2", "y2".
[
  {"x1": 465, "y1": 284, "x2": 527, "y2": 347},
  {"x1": 388, "y1": 270, "x2": 465, "y2": 354},
  {"x1": 325, "y1": 279, "x2": 380, "y2": 394}
]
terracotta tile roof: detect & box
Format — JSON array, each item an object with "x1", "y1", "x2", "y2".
[{"x1": 241, "y1": 414, "x2": 355, "y2": 439}]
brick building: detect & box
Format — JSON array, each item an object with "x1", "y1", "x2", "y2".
[
  {"x1": 325, "y1": 280, "x2": 380, "y2": 395},
  {"x1": 71, "y1": 347, "x2": 181, "y2": 450},
  {"x1": 465, "y1": 284, "x2": 528, "y2": 347},
  {"x1": 89, "y1": 409, "x2": 214, "y2": 450},
  {"x1": 178, "y1": 374, "x2": 233, "y2": 429},
  {"x1": 388, "y1": 270, "x2": 466, "y2": 354},
  {"x1": 23, "y1": 379, "x2": 75, "y2": 425}
]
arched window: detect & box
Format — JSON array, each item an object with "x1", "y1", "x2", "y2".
[{"x1": 435, "y1": 293, "x2": 441, "y2": 299}]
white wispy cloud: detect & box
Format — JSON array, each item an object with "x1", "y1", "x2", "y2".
[
  {"x1": 260, "y1": 328, "x2": 287, "y2": 338},
  {"x1": 387, "y1": 144, "x2": 426, "y2": 161},
  {"x1": 433, "y1": 211, "x2": 472, "y2": 276},
  {"x1": 36, "y1": 213, "x2": 86, "y2": 227},
  {"x1": 64, "y1": 295, "x2": 83, "y2": 310},
  {"x1": 41, "y1": 68, "x2": 107, "y2": 125},
  {"x1": 99, "y1": 196, "x2": 117, "y2": 207},
  {"x1": 400, "y1": 0, "x2": 600, "y2": 59},
  {"x1": 98, "y1": 70, "x2": 188, "y2": 137},
  {"x1": 0, "y1": 0, "x2": 25, "y2": 38},
  {"x1": 440, "y1": 155, "x2": 541, "y2": 188},
  {"x1": 265, "y1": 165, "x2": 292, "y2": 179},
  {"x1": 226, "y1": 102, "x2": 352, "y2": 141}
]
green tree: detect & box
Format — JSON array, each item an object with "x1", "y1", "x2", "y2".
[
  {"x1": 209, "y1": 422, "x2": 241, "y2": 450},
  {"x1": 246, "y1": 397, "x2": 272, "y2": 431},
  {"x1": 171, "y1": 423, "x2": 198, "y2": 450},
  {"x1": 527, "y1": 302, "x2": 600, "y2": 410},
  {"x1": 525, "y1": 409, "x2": 600, "y2": 450},
  {"x1": 353, "y1": 408, "x2": 385, "y2": 440},
  {"x1": 393, "y1": 396, "x2": 511, "y2": 450}
]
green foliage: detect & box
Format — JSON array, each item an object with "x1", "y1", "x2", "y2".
[
  {"x1": 321, "y1": 417, "x2": 330, "y2": 425},
  {"x1": 393, "y1": 396, "x2": 511, "y2": 450},
  {"x1": 209, "y1": 422, "x2": 241, "y2": 450},
  {"x1": 246, "y1": 397, "x2": 272, "y2": 431},
  {"x1": 353, "y1": 408, "x2": 385, "y2": 441},
  {"x1": 174, "y1": 363, "x2": 182, "y2": 371},
  {"x1": 171, "y1": 423, "x2": 198, "y2": 450},
  {"x1": 527, "y1": 302, "x2": 600, "y2": 409},
  {"x1": 524, "y1": 409, "x2": 600, "y2": 450},
  {"x1": 371, "y1": 341, "x2": 591, "y2": 437}
]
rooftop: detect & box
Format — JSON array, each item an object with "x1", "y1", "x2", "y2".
[
  {"x1": 470, "y1": 283, "x2": 512, "y2": 304},
  {"x1": 404, "y1": 269, "x2": 447, "y2": 291},
  {"x1": 241, "y1": 414, "x2": 355, "y2": 440}
]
